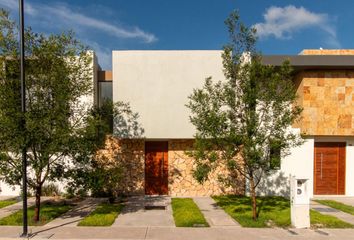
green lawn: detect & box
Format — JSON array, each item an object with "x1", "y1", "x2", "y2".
[
  {"x1": 315, "y1": 200, "x2": 354, "y2": 216},
  {"x1": 0, "y1": 201, "x2": 72, "y2": 226},
  {"x1": 310, "y1": 210, "x2": 353, "y2": 228},
  {"x1": 213, "y1": 195, "x2": 291, "y2": 227},
  {"x1": 78, "y1": 203, "x2": 123, "y2": 226},
  {"x1": 0, "y1": 198, "x2": 17, "y2": 209},
  {"x1": 213, "y1": 195, "x2": 354, "y2": 228},
  {"x1": 171, "y1": 198, "x2": 209, "y2": 227}
]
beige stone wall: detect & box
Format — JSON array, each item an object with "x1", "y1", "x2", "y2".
[
  {"x1": 96, "y1": 138, "x2": 244, "y2": 196},
  {"x1": 95, "y1": 136, "x2": 145, "y2": 195},
  {"x1": 168, "y1": 140, "x2": 244, "y2": 196},
  {"x1": 294, "y1": 70, "x2": 354, "y2": 135}
]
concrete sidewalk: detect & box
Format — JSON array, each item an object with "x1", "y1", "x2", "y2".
[
  {"x1": 113, "y1": 196, "x2": 174, "y2": 227},
  {"x1": 0, "y1": 198, "x2": 36, "y2": 219},
  {"x1": 0, "y1": 196, "x2": 14, "y2": 201},
  {"x1": 311, "y1": 201, "x2": 354, "y2": 225},
  {"x1": 1, "y1": 225, "x2": 354, "y2": 240},
  {"x1": 44, "y1": 198, "x2": 107, "y2": 227},
  {"x1": 313, "y1": 197, "x2": 354, "y2": 208},
  {"x1": 193, "y1": 197, "x2": 240, "y2": 227}
]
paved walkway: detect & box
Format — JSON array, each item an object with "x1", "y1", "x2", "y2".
[
  {"x1": 0, "y1": 196, "x2": 15, "y2": 201},
  {"x1": 113, "y1": 196, "x2": 174, "y2": 227},
  {"x1": 0, "y1": 198, "x2": 36, "y2": 219},
  {"x1": 193, "y1": 197, "x2": 240, "y2": 227},
  {"x1": 313, "y1": 196, "x2": 354, "y2": 207},
  {"x1": 44, "y1": 198, "x2": 107, "y2": 227},
  {"x1": 1, "y1": 225, "x2": 354, "y2": 239},
  {"x1": 311, "y1": 200, "x2": 354, "y2": 225}
]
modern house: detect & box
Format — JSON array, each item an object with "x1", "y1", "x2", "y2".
[
  {"x1": 262, "y1": 50, "x2": 354, "y2": 197},
  {"x1": 107, "y1": 49, "x2": 354, "y2": 198},
  {"x1": 1, "y1": 49, "x2": 354, "y2": 198}
]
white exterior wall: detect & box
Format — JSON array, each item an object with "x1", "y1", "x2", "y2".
[
  {"x1": 112, "y1": 50, "x2": 225, "y2": 139},
  {"x1": 0, "y1": 52, "x2": 98, "y2": 197},
  {"x1": 258, "y1": 134, "x2": 354, "y2": 198},
  {"x1": 257, "y1": 132, "x2": 315, "y2": 197}
]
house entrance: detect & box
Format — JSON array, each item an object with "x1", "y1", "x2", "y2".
[
  {"x1": 145, "y1": 141, "x2": 168, "y2": 195},
  {"x1": 314, "y1": 142, "x2": 345, "y2": 195}
]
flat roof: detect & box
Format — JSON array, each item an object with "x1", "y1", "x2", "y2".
[{"x1": 262, "y1": 55, "x2": 354, "y2": 70}]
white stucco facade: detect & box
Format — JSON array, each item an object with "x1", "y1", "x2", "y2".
[
  {"x1": 112, "y1": 50, "x2": 225, "y2": 139},
  {"x1": 258, "y1": 134, "x2": 354, "y2": 198},
  {"x1": 0, "y1": 52, "x2": 99, "y2": 197}
]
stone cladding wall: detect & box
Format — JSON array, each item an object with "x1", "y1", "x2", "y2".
[
  {"x1": 95, "y1": 136, "x2": 145, "y2": 195},
  {"x1": 293, "y1": 70, "x2": 354, "y2": 135},
  {"x1": 168, "y1": 140, "x2": 244, "y2": 196},
  {"x1": 96, "y1": 138, "x2": 245, "y2": 196}
]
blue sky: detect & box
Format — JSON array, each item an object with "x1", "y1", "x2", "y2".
[{"x1": 0, "y1": 0, "x2": 353, "y2": 69}]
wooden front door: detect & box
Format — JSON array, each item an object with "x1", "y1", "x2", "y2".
[
  {"x1": 314, "y1": 142, "x2": 346, "y2": 195},
  {"x1": 145, "y1": 141, "x2": 168, "y2": 195}
]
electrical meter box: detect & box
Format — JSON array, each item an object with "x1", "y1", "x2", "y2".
[{"x1": 290, "y1": 175, "x2": 310, "y2": 228}]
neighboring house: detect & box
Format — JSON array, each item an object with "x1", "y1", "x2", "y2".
[
  {"x1": 0, "y1": 51, "x2": 101, "y2": 196},
  {"x1": 109, "y1": 49, "x2": 354, "y2": 198},
  {"x1": 108, "y1": 50, "x2": 242, "y2": 196},
  {"x1": 2, "y1": 49, "x2": 354, "y2": 198},
  {"x1": 261, "y1": 49, "x2": 354, "y2": 197}
]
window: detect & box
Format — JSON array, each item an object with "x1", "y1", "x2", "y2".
[{"x1": 98, "y1": 81, "x2": 112, "y2": 106}]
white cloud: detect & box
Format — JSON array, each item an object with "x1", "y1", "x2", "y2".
[
  {"x1": 253, "y1": 5, "x2": 340, "y2": 48},
  {"x1": 0, "y1": 0, "x2": 36, "y2": 15},
  {"x1": 0, "y1": 0, "x2": 157, "y2": 43}
]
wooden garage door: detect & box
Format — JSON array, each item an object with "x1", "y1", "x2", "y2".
[
  {"x1": 314, "y1": 142, "x2": 346, "y2": 195},
  {"x1": 145, "y1": 141, "x2": 168, "y2": 195}
]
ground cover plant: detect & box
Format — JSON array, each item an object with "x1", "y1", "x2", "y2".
[
  {"x1": 0, "y1": 201, "x2": 72, "y2": 226},
  {"x1": 310, "y1": 210, "x2": 353, "y2": 228},
  {"x1": 78, "y1": 203, "x2": 123, "y2": 226},
  {"x1": 0, "y1": 198, "x2": 17, "y2": 209},
  {"x1": 171, "y1": 198, "x2": 209, "y2": 227},
  {"x1": 315, "y1": 200, "x2": 354, "y2": 216},
  {"x1": 213, "y1": 195, "x2": 353, "y2": 228}
]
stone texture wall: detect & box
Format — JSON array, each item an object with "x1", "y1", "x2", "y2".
[
  {"x1": 95, "y1": 136, "x2": 145, "y2": 195},
  {"x1": 294, "y1": 70, "x2": 354, "y2": 135},
  {"x1": 96, "y1": 138, "x2": 244, "y2": 196},
  {"x1": 168, "y1": 140, "x2": 244, "y2": 196}
]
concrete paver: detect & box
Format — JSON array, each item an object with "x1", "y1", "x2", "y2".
[
  {"x1": 313, "y1": 196, "x2": 354, "y2": 207},
  {"x1": 193, "y1": 197, "x2": 240, "y2": 227},
  {"x1": 113, "y1": 196, "x2": 174, "y2": 227},
  {"x1": 0, "y1": 196, "x2": 15, "y2": 201},
  {"x1": 311, "y1": 200, "x2": 354, "y2": 225},
  {"x1": 0, "y1": 198, "x2": 36, "y2": 219},
  {"x1": 1, "y1": 226, "x2": 354, "y2": 240},
  {"x1": 44, "y1": 198, "x2": 107, "y2": 227}
]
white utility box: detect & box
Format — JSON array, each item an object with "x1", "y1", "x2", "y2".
[{"x1": 290, "y1": 176, "x2": 310, "y2": 228}]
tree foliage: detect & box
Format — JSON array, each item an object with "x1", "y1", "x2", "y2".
[
  {"x1": 186, "y1": 11, "x2": 303, "y2": 220},
  {"x1": 0, "y1": 9, "x2": 107, "y2": 221}
]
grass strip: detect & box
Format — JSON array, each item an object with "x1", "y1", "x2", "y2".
[
  {"x1": 213, "y1": 195, "x2": 354, "y2": 228},
  {"x1": 0, "y1": 198, "x2": 17, "y2": 209},
  {"x1": 171, "y1": 198, "x2": 209, "y2": 227},
  {"x1": 310, "y1": 209, "x2": 353, "y2": 228},
  {"x1": 315, "y1": 200, "x2": 354, "y2": 216},
  {"x1": 213, "y1": 195, "x2": 291, "y2": 227},
  {"x1": 78, "y1": 203, "x2": 123, "y2": 226},
  {"x1": 0, "y1": 201, "x2": 72, "y2": 226}
]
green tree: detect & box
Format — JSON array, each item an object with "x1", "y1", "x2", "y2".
[
  {"x1": 186, "y1": 11, "x2": 303, "y2": 220},
  {"x1": 0, "y1": 9, "x2": 106, "y2": 221}
]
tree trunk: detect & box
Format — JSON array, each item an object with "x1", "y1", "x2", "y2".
[
  {"x1": 249, "y1": 176, "x2": 258, "y2": 220},
  {"x1": 33, "y1": 185, "x2": 42, "y2": 222}
]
